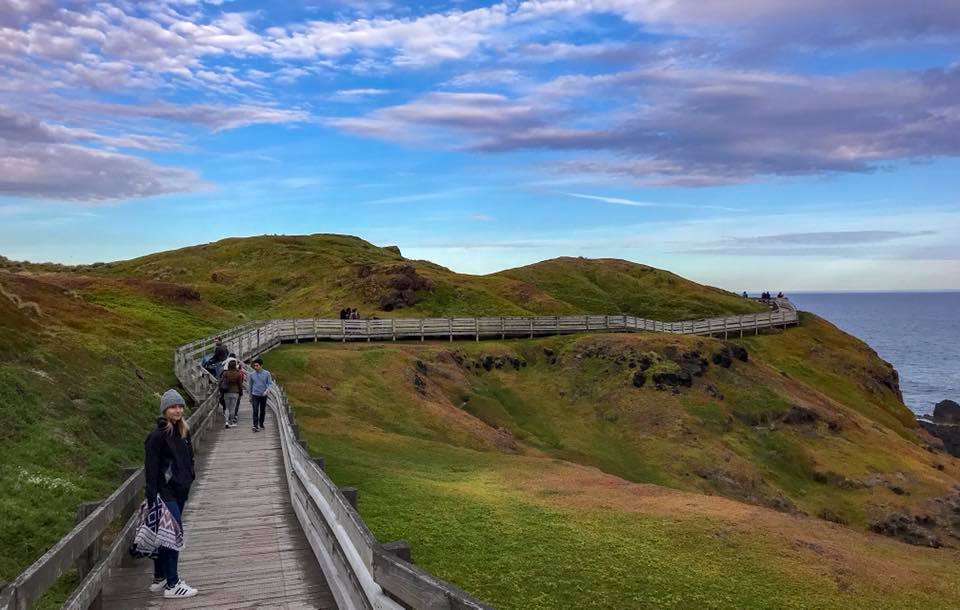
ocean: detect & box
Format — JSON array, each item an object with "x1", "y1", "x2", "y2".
[{"x1": 787, "y1": 292, "x2": 960, "y2": 417}]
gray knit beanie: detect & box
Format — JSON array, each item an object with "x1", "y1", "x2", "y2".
[{"x1": 159, "y1": 389, "x2": 186, "y2": 415}]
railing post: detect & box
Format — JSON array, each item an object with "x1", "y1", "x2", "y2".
[
  {"x1": 500, "y1": 316, "x2": 505, "y2": 340},
  {"x1": 342, "y1": 319, "x2": 346, "y2": 343},
  {"x1": 529, "y1": 318, "x2": 533, "y2": 338},
  {"x1": 340, "y1": 487, "x2": 358, "y2": 510},
  {"x1": 420, "y1": 319, "x2": 424, "y2": 342},
  {"x1": 75, "y1": 500, "x2": 104, "y2": 609},
  {"x1": 475, "y1": 318, "x2": 479, "y2": 342},
  {"x1": 313, "y1": 318, "x2": 318, "y2": 342},
  {"x1": 0, "y1": 582, "x2": 14, "y2": 609},
  {"x1": 392, "y1": 318, "x2": 396, "y2": 342},
  {"x1": 448, "y1": 318, "x2": 453, "y2": 342},
  {"x1": 382, "y1": 540, "x2": 413, "y2": 563}
]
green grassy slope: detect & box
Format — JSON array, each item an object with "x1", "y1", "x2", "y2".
[
  {"x1": 83, "y1": 234, "x2": 766, "y2": 319},
  {"x1": 2, "y1": 233, "x2": 956, "y2": 609},
  {"x1": 270, "y1": 335, "x2": 960, "y2": 608},
  {"x1": 0, "y1": 271, "x2": 221, "y2": 584},
  {"x1": 0, "y1": 234, "x2": 763, "y2": 583},
  {"x1": 495, "y1": 256, "x2": 761, "y2": 320}
]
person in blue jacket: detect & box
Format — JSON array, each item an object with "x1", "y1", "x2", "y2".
[{"x1": 248, "y1": 358, "x2": 273, "y2": 432}]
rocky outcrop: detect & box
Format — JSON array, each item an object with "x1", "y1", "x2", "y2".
[
  {"x1": 475, "y1": 354, "x2": 526, "y2": 371},
  {"x1": 355, "y1": 262, "x2": 432, "y2": 311},
  {"x1": 918, "y1": 398, "x2": 960, "y2": 457},
  {"x1": 652, "y1": 370, "x2": 692, "y2": 390},
  {"x1": 869, "y1": 512, "x2": 941, "y2": 547},
  {"x1": 918, "y1": 419, "x2": 960, "y2": 457},
  {"x1": 934, "y1": 399, "x2": 960, "y2": 423},
  {"x1": 782, "y1": 405, "x2": 820, "y2": 425}
]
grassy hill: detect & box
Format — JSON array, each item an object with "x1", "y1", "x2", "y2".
[
  {"x1": 77, "y1": 234, "x2": 766, "y2": 320},
  {"x1": 271, "y1": 327, "x2": 960, "y2": 608},
  {"x1": 1, "y1": 233, "x2": 958, "y2": 608},
  {"x1": 0, "y1": 271, "x2": 220, "y2": 587}
]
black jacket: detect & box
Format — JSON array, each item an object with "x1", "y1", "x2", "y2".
[
  {"x1": 144, "y1": 418, "x2": 195, "y2": 502},
  {"x1": 213, "y1": 343, "x2": 229, "y2": 363}
]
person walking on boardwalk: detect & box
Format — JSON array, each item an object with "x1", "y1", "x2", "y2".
[
  {"x1": 145, "y1": 389, "x2": 199, "y2": 599},
  {"x1": 249, "y1": 357, "x2": 273, "y2": 432},
  {"x1": 220, "y1": 360, "x2": 244, "y2": 428}
]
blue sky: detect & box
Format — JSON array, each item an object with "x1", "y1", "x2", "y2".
[{"x1": 1, "y1": 0, "x2": 959, "y2": 290}]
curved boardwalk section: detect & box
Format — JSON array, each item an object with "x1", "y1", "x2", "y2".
[{"x1": 99, "y1": 396, "x2": 336, "y2": 610}]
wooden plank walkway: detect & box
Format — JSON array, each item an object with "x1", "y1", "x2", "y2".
[{"x1": 100, "y1": 396, "x2": 337, "y2": 609}]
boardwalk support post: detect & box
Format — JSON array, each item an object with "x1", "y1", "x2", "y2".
[
  {"x1": 382, "y1": 540, "x2": 413, "y2": 563},
  {"x1": 340, "y1": 487, "x2": 359, "y2": 510},
  {"x1": 75, "y1": 499, "x2": 106, "y2": 610}
]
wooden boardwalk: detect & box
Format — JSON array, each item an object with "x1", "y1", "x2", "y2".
[{"x1": 100, "y1": 396, "x2": 337, "y2": 609}]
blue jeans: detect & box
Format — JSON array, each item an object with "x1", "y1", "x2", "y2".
[{"x1": 152, "y1": 499, "x2": 184, "y2": 587}]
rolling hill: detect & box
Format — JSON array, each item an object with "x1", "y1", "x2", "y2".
[{"x1": 2, "y1": 234, "x2": 957, "y2": 608}]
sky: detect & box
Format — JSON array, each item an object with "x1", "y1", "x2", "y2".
[{"x1": 1, "y1": 0, "x2": 959, "y2": 291}]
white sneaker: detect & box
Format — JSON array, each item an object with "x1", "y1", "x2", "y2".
[
  {"x1": 149, "y1": 578, "x2": 166, "y2": 593},
  {"x1": 164, "y1": 580, "x2": 198, "y2": 598}
]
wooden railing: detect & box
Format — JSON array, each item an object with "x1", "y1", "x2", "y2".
[
  {"x1": 268, "y1": 384, "x2": 488, "y2": 610},
  {"x1": 0, "y1": 394, "x2": 221, "y2": 610},
  {"x1": 4, "y1": 300, "x2": 796, "y2": 610}
]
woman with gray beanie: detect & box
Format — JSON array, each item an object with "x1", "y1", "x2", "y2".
[{"x1": 144, "y1": 389, "x2": 199, "y2": 599}]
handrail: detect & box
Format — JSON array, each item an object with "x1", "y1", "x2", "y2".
[
  {"x1": 5, "y1": 300, "x2": 797, "y2": 610},
  {"x1": 0, "y1": 392, "x2": 221, "y2": 610}
]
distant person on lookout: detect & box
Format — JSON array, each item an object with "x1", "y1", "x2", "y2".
[
  {"x1": 144, "y1": 389, "x2": 199, "y2": 599},
  {"x1": 249, "y1": 358, "x2": 273, "y2": 432},
  {"x1": 742, "y1": 291, "x2": 748, "y2": 298},
  {"x1": 777, "y1": 291, "x2": 784, "y2": 298}
]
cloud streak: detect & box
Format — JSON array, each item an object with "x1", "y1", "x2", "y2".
[
  {"x1": 0, "y1": 105, "x2": 206, "y2": 201},
  {"x1": 563, "y1": 192, "x2": 742, "y2": 211}
]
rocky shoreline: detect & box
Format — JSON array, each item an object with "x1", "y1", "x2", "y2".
[{"x1": 918, "y1": 399, "x2": 960, "y2": 458}]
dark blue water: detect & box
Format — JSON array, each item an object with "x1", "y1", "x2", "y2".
[{"x1": 787, "y1": 292, "x2": 960, "y2": 416}]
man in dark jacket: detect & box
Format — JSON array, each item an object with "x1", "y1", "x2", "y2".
[{"x1": 212, "y1": 337, "x2": 229, "y2": 364}]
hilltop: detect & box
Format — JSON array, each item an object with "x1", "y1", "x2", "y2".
[
  {"x1": 11, "y1": 234, "x2": 763, "y2": 320},
  {"x1": 1, "y1": 233, "x2": 958, "y2": 607}
]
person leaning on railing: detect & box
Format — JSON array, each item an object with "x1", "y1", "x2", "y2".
[{"x1": 143, "y1": 390, "x2": 199, "y2": 599}]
